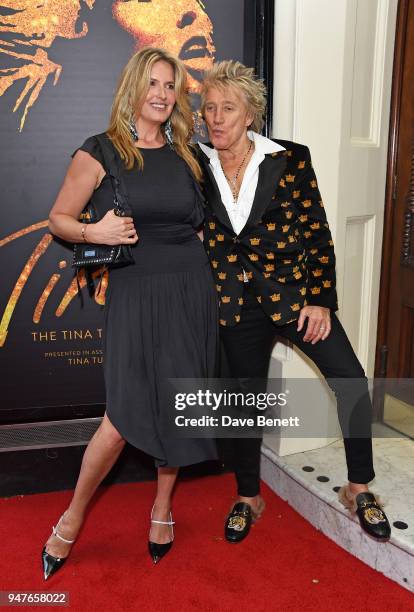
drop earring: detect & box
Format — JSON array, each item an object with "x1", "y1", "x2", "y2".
[
  {"x1": 129, "y1": 117, "x2": 139, "y2": 142},
  {"x1": 164, "y1": 119, "x2": 174, "y2": 149}
]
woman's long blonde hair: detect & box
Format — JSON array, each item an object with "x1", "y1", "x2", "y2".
[{"x1": 107, "y1": 47, "x2": 201, "y2": 181}]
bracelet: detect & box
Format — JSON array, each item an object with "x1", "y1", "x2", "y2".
[{"x1": 81, "y1": 225, "x2": 88, "y2": 243}]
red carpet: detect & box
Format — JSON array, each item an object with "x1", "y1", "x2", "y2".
[{"x1": 0, "y1": 474, "x2": 412, "y2": 611}]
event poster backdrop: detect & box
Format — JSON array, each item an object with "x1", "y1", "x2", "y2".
[{"x1": 0, "y1": 0, "x2": 269, "y2": 422}]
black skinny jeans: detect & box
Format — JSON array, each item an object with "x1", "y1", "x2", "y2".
[{"x1": 219, "y1": 284, "x2": 375, "y2": 497}]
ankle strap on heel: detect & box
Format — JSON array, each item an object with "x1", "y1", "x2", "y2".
[
  {"x1": 52, "y1": 525, "x2": 75, "y2": 544},
  {"x1": 52, "y1": 514, "x2": 76, "y2": 544}
]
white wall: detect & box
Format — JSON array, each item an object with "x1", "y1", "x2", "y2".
[{"x1": 266, "y1": 0, "x2": 398, "y2": 457}]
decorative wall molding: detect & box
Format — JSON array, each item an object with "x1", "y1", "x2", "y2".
[
  {"x1": 350, "y1": 0, "x2": 390, "y2": 147},
  {"x1": 342, "y1": 215, "x2": 376, "y2": 370}
]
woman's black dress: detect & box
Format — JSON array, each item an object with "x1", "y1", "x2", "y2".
[{"x1": 74, "y1": 135, "x2": 219, "y2": 467}]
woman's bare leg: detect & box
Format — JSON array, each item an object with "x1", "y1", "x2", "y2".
[
  {"x1": 149, "y1": 467, "x2": 179, "y2": 544},
  {"x1": 44, "y1": 413, "x2": 126, "y2": 558}
]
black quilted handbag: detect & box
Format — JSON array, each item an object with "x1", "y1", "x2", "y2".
[{"x1": 72, "y1": 133, "x2": 135, "y2": 271}]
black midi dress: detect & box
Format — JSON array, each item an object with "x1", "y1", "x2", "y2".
[{"x1": 74, "y1": 134, "x2": 219, "y2": 467}]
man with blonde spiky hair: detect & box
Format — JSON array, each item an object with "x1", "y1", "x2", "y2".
[{"x1": 197, "y1": 59, "x2": 391, "y2": 544}]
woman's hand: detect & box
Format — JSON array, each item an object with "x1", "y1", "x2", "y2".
[
  {"x1": 297, "y1": 305, "x2": 331, "y2": 344},
  {"x1": 87, "y1": 209, "x2": 138, "y2": 246},
  {"x1": 48, "y1": 150, "x2": 138, "y2": 246}
]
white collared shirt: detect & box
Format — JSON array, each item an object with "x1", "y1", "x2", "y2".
[{"x1": 198, "y1": 130, "x2": 286, "y2": 235}]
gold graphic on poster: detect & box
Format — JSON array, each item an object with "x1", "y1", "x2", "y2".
[
  {"x1": 33, "y1": 272, "x2": 61, "y2": 324},
  {"x1": 0, "y1": 231, "x2": 52, "y2": 346},
  {"x1": 112, "y1": 0, "x2": 214, "y2": 93},
  {"x1": 0, "y1": 0, "x2": 214, "y2": 130},
  {"x1": 0, "y1": 0, "x2": 95, "y2": 130},
  {"x1": 0, "y1": 223, "x2": 107, "y2": 347}
]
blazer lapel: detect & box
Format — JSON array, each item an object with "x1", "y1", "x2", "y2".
[
  {"x1": 198, "y1": 150, "x2": 234, "y2": 232},
  {"x1": 239, "y1": 151, "x2": 288, "y2": 236}
]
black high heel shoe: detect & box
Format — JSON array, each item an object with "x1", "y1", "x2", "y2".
[
  {"x1": 148, "y1": 506, "x2": 175, "y2": 564},
  {"x1": 41, "y1": 512, "x2": 77, "y2": 580}
]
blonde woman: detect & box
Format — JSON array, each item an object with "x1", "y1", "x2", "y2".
[
  {"x1": 197, "y1": 60, "x2": 391, "y2": 543},
  {"x1": 44, "y1": 47, "x2": 218, "y2": 577}
]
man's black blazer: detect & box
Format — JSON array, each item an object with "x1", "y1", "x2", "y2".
[{"x1": 196, "y1": 139, "x2": 338, "y2": 327}]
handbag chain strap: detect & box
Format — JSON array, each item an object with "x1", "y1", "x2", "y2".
[{"x1": 94, "y1": 134, "x2": 131, "y2": 217}]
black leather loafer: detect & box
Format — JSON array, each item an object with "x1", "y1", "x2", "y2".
[
  {"x1": 355, "y1": 492, "x2": 391, "y2": 540},
  {"x1": 225, "y1": 502, "x2": 253, "y2": 543}
]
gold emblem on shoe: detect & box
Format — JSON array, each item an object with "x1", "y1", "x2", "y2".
[
  {"x1": 228, "y1": 515, "x2": 247, "y2": 531},
  {"x1": 363, "y1": 507, "x2": 386, "y2": 525}
]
